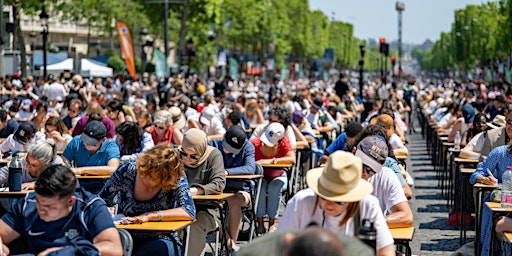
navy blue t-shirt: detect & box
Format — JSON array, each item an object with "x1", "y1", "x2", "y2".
[
  {"x1": 0, "y1": 118, "x2": 18, "y2": 138},
  {"x1": 2, "y1": 188, "x2": 115, "y2": 254}
]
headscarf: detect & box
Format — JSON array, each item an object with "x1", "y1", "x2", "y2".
[{"x1": 181, "y1": 128, "x2": 214, "y2": 168}]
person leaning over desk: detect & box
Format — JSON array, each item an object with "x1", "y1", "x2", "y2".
[
  {"x1": 99, "y1": 144, "x2": 195, "y2": 256},
  {"x1": 0, "y1": 165, "x2": 122, "y2": 256}
]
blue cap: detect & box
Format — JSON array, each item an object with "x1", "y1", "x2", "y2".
[{"x1": 462, "y1": 104, "x2": 475, "y2": 124}]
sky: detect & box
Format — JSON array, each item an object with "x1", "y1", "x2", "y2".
[{"x1": 309, "y1": 0, "x2": 495, "y2": 45}]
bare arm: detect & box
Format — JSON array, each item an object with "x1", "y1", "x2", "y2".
[
  {"x1": 92, "y1": 228, "x2": 123, "y2": 256},
  {"x1": 447, "y1": 119, "x2": 462, "y2": 143},
  {"x1": 376, "y1": 244, "x2": 396, "y2": 256},
  {"x1": 187, "y1": 119, "x2": 199, "y2": 129},
  {"x1": 385, "y1": 201, "x2": 413, "y2": 228},
  {"x1": 172, "y1": 128, "x2": 183, "y2": 145},
  {"x1": 290, "y1": 124, "x2": 309, "y2": 149},
  {"x1": 256, "y1": 109, "x2": 265, "y2": 124}
]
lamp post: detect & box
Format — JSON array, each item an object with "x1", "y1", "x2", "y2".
[
  {"x1": 39, "y1": 6, "x2": 49, "y2": 78},
  {"x1": 140, "y1": 28, "x2": 148, "y2": 76},
  {"x1": 396, "y1": 1, "x2": 404, "y2": 77},
  {"x1": 30, "y1": 32, "x2": 36, "y2": 75},
  {"x1": 359, "y1": 44, "x2": 365, "y2": 99}
]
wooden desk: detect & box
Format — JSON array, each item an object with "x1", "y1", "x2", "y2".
[
  {"x1": 76, "y1": 175, "x2": 111, "y2": 180},
  {"x1": 390, "y1": 227, "x2": 414, "y2": 256},
  {"x1": 486, "y1": 202, "x2": 512, "y2": 255},
  {"x1": 72, "y1": 168, "x2": 113, "y2": 176},
  {"x1": 260, "y1": 163, "x2": 293, "y2": 168},
  {"x1": 474, "y1": 183, "x2": 500, "y2": 255},
  {"x1": 395, "y1": 154, "x2": 407, "y2": 161},
  {"x1": 460, "y1": 168, "x2": 476, "y2": 174},
  {"x1": 193, "y1": 193, "x2": 234, "y2": 254},
  {"x1": 116, "y1": 220, "x2": 193, "y2": 256},
  {"x1": 0, "y1": 190, "x2": 31, "y2": 198},
  {"x1": 226, "y1": 174, "x2": 263, "y2": 180},
  {"x1": 116, "y1": 220, "x2": 193, "y2": 232},
  {"x1": 454, "y1": 157, "x2": 479, "y2": 163},
  {"x1": 0, "y1": 159, "x2": 9, "y2": 166},
  {"x1": 305, "y1": 136, "x2": 314, "y2": 143},
  {"x1": 503, "y1": 232, "x2": 512, "y2": 245}
]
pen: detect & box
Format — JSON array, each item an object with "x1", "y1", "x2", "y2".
[{"x1": 486, "y1": 168, "x2": 495, "y2": 179}]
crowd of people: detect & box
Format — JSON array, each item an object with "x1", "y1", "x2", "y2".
[{"x1": 0, "y1": 70, "x2": 475, "y2": 256}]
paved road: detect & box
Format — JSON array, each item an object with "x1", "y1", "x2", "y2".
[{"x1": 407, "y1": 130, "x2": 474, "y2": 255}]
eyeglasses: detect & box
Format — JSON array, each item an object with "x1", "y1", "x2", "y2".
[
  {"x1": 179, "y1": 149, "x2": 199, "y2": 160},
  {"x1": 335, "y1": 201, "x2": 347, "y2": 205},
  {"x1": 68, "y1": 108, "x2": 80, "y2": 113},
  {"x1": 506, "y1": 120, "x2": 512, "y2": 125},
  {"x1": 155, "y1": 125, "x2": 166, "y2": 130},
  {"x1": 364, "y1": 165, "x2": 377, "y2": 176}
]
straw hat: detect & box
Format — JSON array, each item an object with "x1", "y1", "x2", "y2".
[
  {"x1": 306, "y1": 151, "x2": 373, "y2": 202},
  {"x1": 169, "y1": 107, "x2": 186, "y2": 130},
  {"x1": 487, "y1": 115, "x2": 506, "y2": 129}
]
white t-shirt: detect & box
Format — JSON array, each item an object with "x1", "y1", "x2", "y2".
[
  {"x1": 437, "y1": 113, "x2": 453, "y2": 127},
  {"x1": 389, "y1": 133, "x2": 405, "y2": 150},
  {"x1": 188, "y1": 114, "x2": 226, "y2": 136},
  {"x1": 463, "y1": 132, "x2": 485, "y2": 159},
  {"x1": 278, "y1": 188, "x2": 394, "y2": 250},
  {"x1": 45, "y1": 82, "x2": 68, "y2": 101},
  {"x1": 369, "y1": 167, "x2": 408, "y2": 213}
]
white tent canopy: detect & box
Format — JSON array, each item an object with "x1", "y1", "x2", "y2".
[{"x1": 46, "y1": 58, "x2": 113, "y2": 77}]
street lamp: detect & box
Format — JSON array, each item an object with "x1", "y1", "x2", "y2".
[
  {"x1": 39, "y1": 6, "x2": 49, "y2": 79},
  {"x1": 140, "y1": 28, "x2": 148, "y2": 75},
  {"x1": 359, "y1": 44, "x2": 366, "y2": 98}
]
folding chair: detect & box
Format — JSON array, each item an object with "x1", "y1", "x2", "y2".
[
  {"x1": 239, "y1": 164, "x2": 263, "y2": 242},
  {"x1": 117, "y1": 228, "x2": 133, "y2": 256}
]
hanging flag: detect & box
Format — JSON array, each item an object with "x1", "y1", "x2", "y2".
[
  {"x1": 153, "y1": 48, "x2": 167, "y2": 79},
  {"x1": 116, "y1": 21, "x2": 136, "y2": 76}
]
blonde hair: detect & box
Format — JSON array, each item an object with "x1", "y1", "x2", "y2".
[
  {"x1": 85, "y1": 102, "x2": 105, "y2": 116},
  {"x1": 245, "y1": 99, "x2": 259, "y2": 110},
  {"x1": 312, "y1": 196, "x2": 360, "y2": 227},
  {"x1": 136, "y1": 143, "x2": 184, "y2": 190}
]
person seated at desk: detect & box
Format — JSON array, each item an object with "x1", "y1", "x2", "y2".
[
  {"x1": 480, "y1": 104, "x2": 512, "y2": 158},
  {"x1": 319, "y1": 122, "x2": 363, "y2": 164},
  {"x1": 469, "y1": 144, "x2": 512, "y2": 255},
  {"x1": 99, "y1": 144, "x2": 195, "y2": 256},
  {"x1": 371, "y1": 113, "x2": 408, "y2": 156},
  {"x1": 209, "y1": 125, "x2": 255, "y2": 250},
  {"x1": 181, "y1": 128, "x2": 226, "y2": 256},
  {"x1": 44, "y1": 116, "x2": 73, "y2": 152},
  {"x1": 353, "y1": 136, "x2": 413, "y2": 228},
  {"x1": 251, "y1": 123, "x2": 295, "y2": 234},
  {"x1": 0, "y1": 139, "x2": 63, "y2": 190},
  {"x1": 62, "y1": 121, "x2": 120, "y2": 193},
  {"x1": 277, "y1": 151, "x2": 395, "y2": 256},
  {"x1": 150, "y1": 110, "x2": 183, "y2": 146},
  {"x1": 460, "y1": 113, "x2": 495, "y2": 160},
  {"x1": 114, "y1": 121, "x2": 154, "y2": 161},
  {"x1": 0, "y1": 165, "x2": 122, "y2": 256},
  {"x1": 187, "y1": 106, "x2": 226, "y2": 137},
  {"x1": 0, "y1": 109, "x2": 18, "y2": 144},
  {"x1": 0, "y1": 121, "x2": 43, "y2": 155}
]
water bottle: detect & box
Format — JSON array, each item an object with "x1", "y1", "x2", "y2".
[
  {"x1": 358, "y1": 219, "x2": 377, "y2": 251},
  {"x1": 8, "y1": 150, "x2": 23, "y2": 192},
  {"x1": 454, "y1": 131, "x2": 461, "y2": 150},
  {"x1": 501, "y1": 167, "x2": 512, "y2": 208}
]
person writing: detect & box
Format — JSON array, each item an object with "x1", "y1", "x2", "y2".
[
  {"x1": 99, "y1": 144, "x2": 195, "y2": 256},
  {"x1": 0, "y1": 165, "x2": 122, "y2": 256}
]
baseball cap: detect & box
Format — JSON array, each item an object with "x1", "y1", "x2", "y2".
[
  {"x1": 200, "y1": 107, "x2": 216, "y2": 126},
  {"x1": 222, "y1": 125, "x2": 247, "y2": 155},
  {"x1": 355, "y1": 136, "x2": 388, "y2": 174},
  {"x1": 22, "y1": 99, "x2": 32, "y2": 110},
  {"x1": 80, "y1": 121, "x2": 107, "y2": 146},
  {"x1": 261, "y1": 123, "x2": 285, "y2": 147},
  {"x1": 462, "y1": 104, "x2": 475, "y2": 124},
  {"x1": 313, "y1": 97, "x2": 324, "y2": 108},
  {"x1": 292, "y1": 110, "x2": 304, "y2": 126},
  {"x1": 14, "y1": 121, "x2": 37, "y2": 145}
]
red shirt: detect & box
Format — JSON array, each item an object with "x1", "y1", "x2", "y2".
[
  {"x1": 251, "y1": 136, "x2": 293, "y2": 179},
  {"x1": 150, "y1": 125, "x2": 175, "y2": 145}
]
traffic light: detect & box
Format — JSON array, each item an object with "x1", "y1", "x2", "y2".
[
  {"x1": 379, "y1": 38, "x2": 386, "y2": 53},
  {"x1": 391, "y1": 56, "x2": 396, "y2": 66}
]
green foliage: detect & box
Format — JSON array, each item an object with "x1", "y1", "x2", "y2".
[{"x1": 107, "y1": 55, "x2": 126, "y2": 73}]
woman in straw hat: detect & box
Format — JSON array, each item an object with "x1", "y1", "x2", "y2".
[{"x1": 278, "y1": 151, "x2": 395, "y2": 256}]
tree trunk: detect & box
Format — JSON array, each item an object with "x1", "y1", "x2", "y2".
[{"x1": 14, "y1": 0, "x2": 26, "y2": 78}]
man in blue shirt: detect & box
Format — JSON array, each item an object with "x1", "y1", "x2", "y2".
[
  {"x1": 0, "y1": 165, "x2": 122, "y2": 256},
  {"x1": 319, "y1": 122, "x2": 363, "y2": 164},
  {"x1": 210, "y1": 125, "x2": 255, "y2": 250},
  {"x1": 62, "y1": 121, "x2": 120, "y2": 193}
]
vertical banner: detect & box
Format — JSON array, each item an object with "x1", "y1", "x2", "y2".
[
  {"x1": 153, "y1": 49, "x2": 167, "y2": 79},
  {"x1": 116, "y1": 21, "x2": 136, "y2": 76}
]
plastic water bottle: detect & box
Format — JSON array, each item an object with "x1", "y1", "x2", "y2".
[
  {"x1": 358, "y1": 219, "x2": 377, "y2": 252},
  {"x1": 501, "y1": 167, "x2": 512, "y2": 208},
  {"x1": 454, "y1": 131, "x2": 461, "y2": 150},
  {"x1": 8, "y1": 150, "x2": 23, "y2": 192}
]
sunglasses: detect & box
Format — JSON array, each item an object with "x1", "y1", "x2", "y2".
[
  {"x1": 179, "y1": 149, "x2": 199, "y2": 160},
  {"x1": 335, "y1": 201, "x2": 347, "y2": 205},
  {"x1": 155, "y1": 125, "x2": 166, "y2": 130},
  {"x1": 364, "y1": 165, "x2": 377, "y2": 176},
  {"x1": 506, "y1": 120, "x2": 512, "y2": 125}
]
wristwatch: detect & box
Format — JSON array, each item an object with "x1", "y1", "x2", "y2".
[{"x1": 273, "y1": 157, "x2": 277, "y2": 164}]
